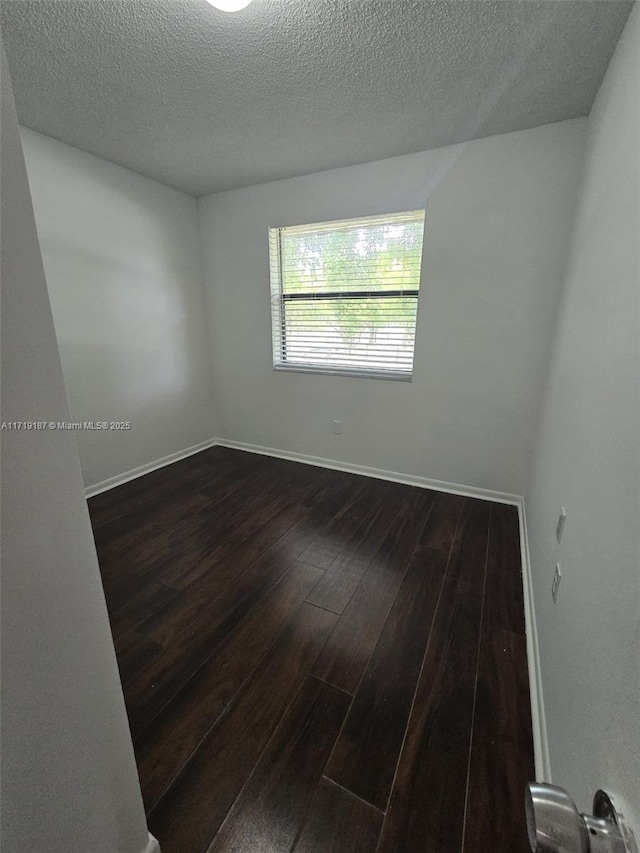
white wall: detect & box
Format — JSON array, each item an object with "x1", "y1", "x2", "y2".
[
  {"x1": 198, "y1": 119, "x2": 586, "y2": 496},
  {"x1": 1, "y1": 46, "x2": 152, "y2": 853},
  {"x1": 526, "y1": 3, "x2": 639, "y2": 830},
  {"x1": 21, "y1": 127, "x2": 216, "y2": 489}
]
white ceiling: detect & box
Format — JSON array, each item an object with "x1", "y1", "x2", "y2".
[{"x1": 1, "y1": 0, "x2": 633, "y2": 196}]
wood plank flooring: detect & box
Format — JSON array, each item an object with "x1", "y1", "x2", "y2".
[{"x1": 88, "y1": 446, "x2": 534, "y2": 853}]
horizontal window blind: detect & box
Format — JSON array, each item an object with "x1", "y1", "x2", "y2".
[{"x1": 269, "y1": 209, "x2": 425, "y2": 379}]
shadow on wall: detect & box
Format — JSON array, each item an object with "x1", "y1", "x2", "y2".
[{"x1": 22, "y1": 126, "x2": 216, "y2": 487}]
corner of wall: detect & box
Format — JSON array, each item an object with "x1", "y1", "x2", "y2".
[{"x1": 195, "y1": 192, "x2": 222, "y2": 438}]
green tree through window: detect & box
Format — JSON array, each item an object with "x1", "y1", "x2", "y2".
[{"x1": 269, "y1": 210, "x2": 425, "y2": 378}]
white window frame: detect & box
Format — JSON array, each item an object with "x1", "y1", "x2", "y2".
[{"x1": 268, "y1": 210, "x2": 425, "y2": 381}]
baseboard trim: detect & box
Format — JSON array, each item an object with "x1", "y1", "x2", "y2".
[
  {"x1": 143, "y1": 832, "x2": 161, "y2": 853},
  {"x1": 84, "y1": 438, "x2": 218, "y2": 498},
  {"x1": 215, "y1": 439, "x2": 521, "y2": 506},
  {"x1": 517, "y1": 497, "x2": 551, "y2": 783}
]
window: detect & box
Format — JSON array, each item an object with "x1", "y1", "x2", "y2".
[{"x1": 269, "y1": 209, "x2": 425, "y2": 380}]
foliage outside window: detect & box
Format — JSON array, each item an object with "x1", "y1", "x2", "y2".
[{"x1": 268, "y1": 210, "x2": 425, "y2": 380}]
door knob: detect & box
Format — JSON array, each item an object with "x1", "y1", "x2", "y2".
[{"x1": 525, "y1": 783, "x2": 637, "y2": 853}]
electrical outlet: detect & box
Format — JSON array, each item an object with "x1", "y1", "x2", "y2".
[
  {"x1": 332, "y1": 420, "x2": 342, "y2": 435},
  {"x1": 552, "y1": 563, "x2": 562, "y2": 603},
  {"x1": 556, "y1": 508, "x2": 567, "y2": 543}
]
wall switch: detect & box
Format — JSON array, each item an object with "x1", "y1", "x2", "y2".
[
  {"x1": 332, "y1": 420, "x2": 342, "y2": 435},
  {"x1": 556, "y1": 508, "x2": 567, "y2": 543},
  {"x1": 552, "y1": 563, "x2": 562, "y2": 603}
]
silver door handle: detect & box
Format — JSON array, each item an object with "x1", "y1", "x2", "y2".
[{"x1": 525, "y1": 783, "x2": 637, "y2": 853}]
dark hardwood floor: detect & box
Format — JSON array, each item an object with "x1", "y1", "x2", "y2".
[{"x1": 88, "y1": 446, "x2": 535, "y2": 853}]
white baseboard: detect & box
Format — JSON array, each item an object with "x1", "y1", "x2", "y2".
[
  {"x1": 215, "y1": 439, "x2": 521, "y2": 506},
  {"x1": 143, "y1": 832, "x2": 161, "y2": 853},
  {"x1": 517, "y1": 497, "x2": 551, "y2": 783},
  {"x1": 84, "y1": 438, "x2": 218, "y2": 498}
]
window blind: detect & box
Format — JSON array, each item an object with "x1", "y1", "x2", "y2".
[{"x1": 269, "y1": 209, "x2": 425, "y2": 379}]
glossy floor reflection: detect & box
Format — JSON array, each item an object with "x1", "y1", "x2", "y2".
[{"x1": 88, "y1": 446, "x2": 534, "y2": 853}]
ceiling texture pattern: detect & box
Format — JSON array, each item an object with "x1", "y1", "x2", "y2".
[{"x1": 1, "y1": 0, "x2": 633, "y2": 196}]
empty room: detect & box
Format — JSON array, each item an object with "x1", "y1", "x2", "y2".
[{"x1": 1, "y1": 2, "x2": 638, "y2": 852}]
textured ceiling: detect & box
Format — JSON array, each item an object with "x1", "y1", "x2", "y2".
[{"x1": 1, "y1": 0, "x2": 633, "y2": 196}]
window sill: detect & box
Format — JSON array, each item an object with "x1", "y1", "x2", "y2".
[{"x1": 273, "y1": 363, "x2": 413, "y2": 382}]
